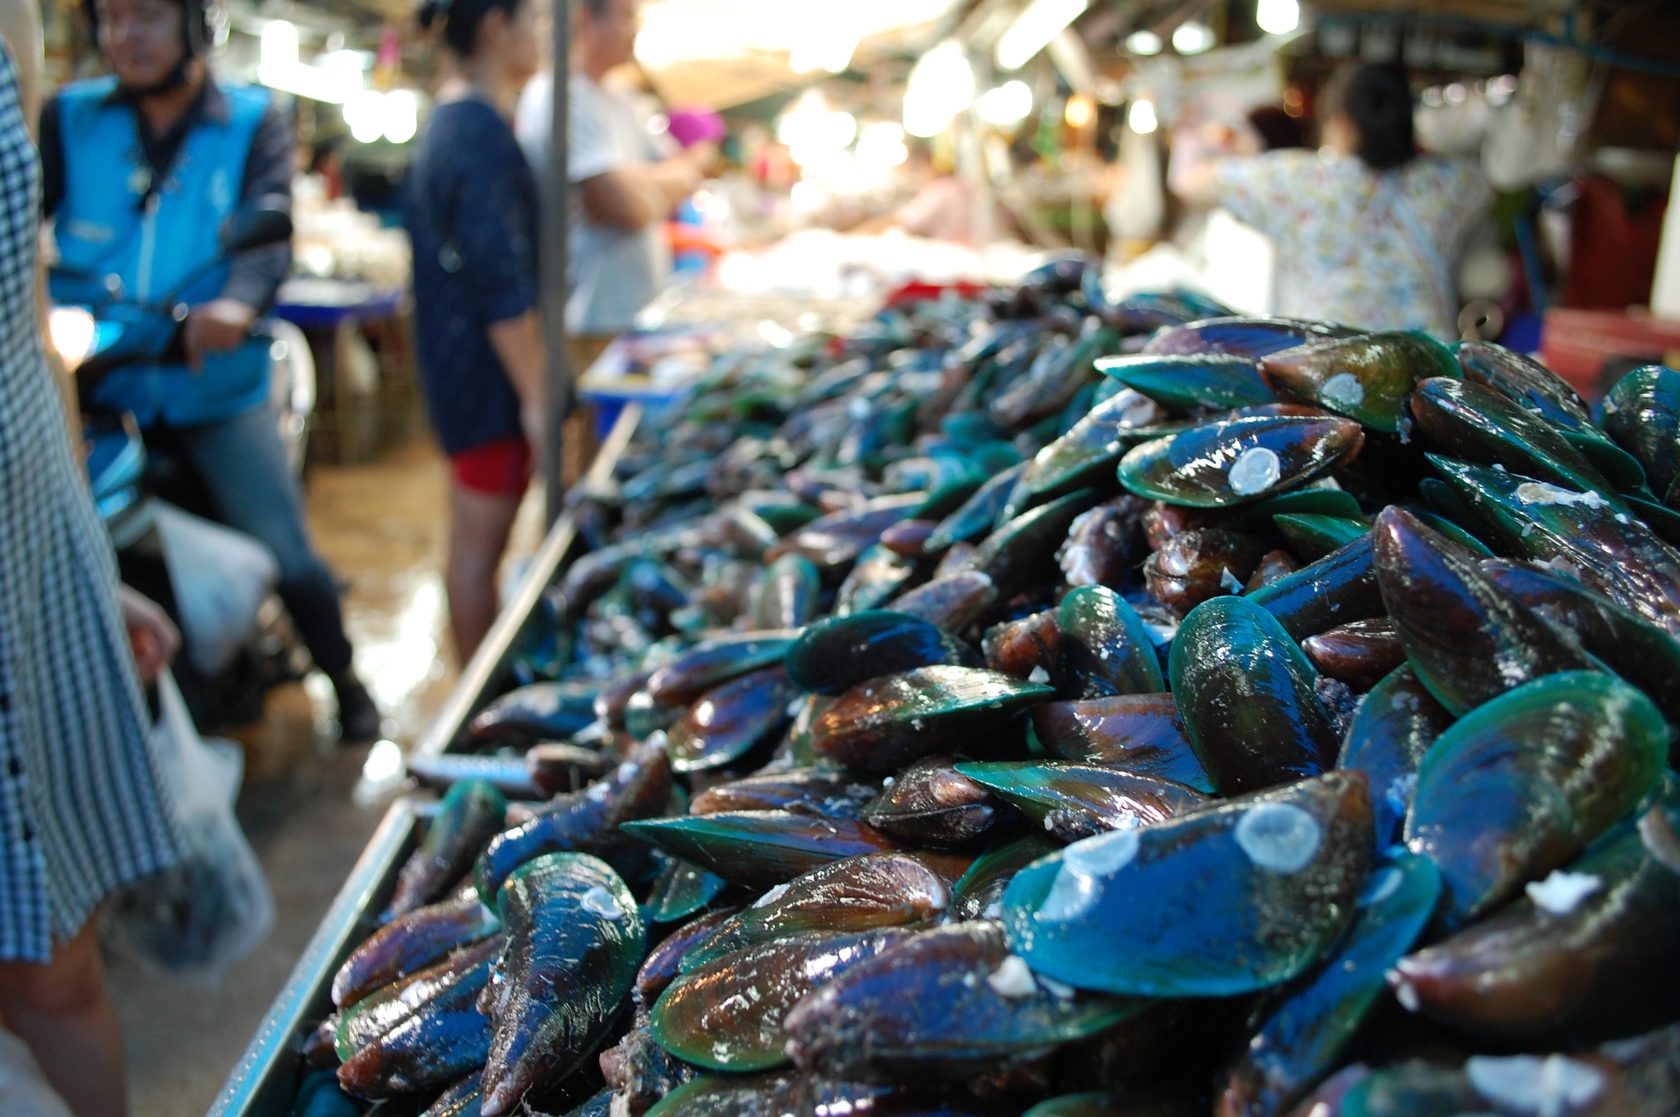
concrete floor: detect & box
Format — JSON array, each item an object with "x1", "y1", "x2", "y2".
[{"x1": 104, "y1": 432, "x2": 544, "y2": 1116}]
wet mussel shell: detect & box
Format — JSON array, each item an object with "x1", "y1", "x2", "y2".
[
  {"x1": 481, "y1": 853, "x2": 645, "y2": 1116},
  {"x1": 864, "y1": 757, "x2": 998, "y2": 847},
  {"x1": 1168, "y1": 595, "x2": 1340, "y2": 796},
  {"x1": 1119, "y1": 414, "x2": 1365, "y2": 510},
  {"x1": 1001, "y1": 770, "x2": 1374, "y2": 998},
  {"x1": 1390, "y1": 805, "x2": 1680, "y2": 1047},
  {"x1": 667, "y1": 665, "x2": 800, "y2": 774},
  {"x1": 621, "y1": 811, "x2": 900, "y2": 890},
  {"x1": 1373, "y1": 506, "x2": 1599, "y2": 718},
  {"x1": 1215, "y1": 853, "x2": 1441, "y2": 1117},
  {"x1": 1055, "y1": 585, "x2": 1165, "y2": 698},
  {"x1": 650, "y1": 928, "x2": 916, "y2": 1072},
  {"x1": 1096, "y1": 353, "x2": 1280, "y2": 412},
  {"x1": 785, "y1": 611, "x2": 982, "y2": 697},
  {"x1": 1403, "y1": 671, "x2": 1667, "y2": 933},
  {"x1": 783, "y1": 921, "x2": 1143, "y2": 1083},
  {"x1": 1031, "y1": 694, "x2": 1213, "y2": 794},
  {"x1": 384, "y1": 779, "x2": 509, "y2": 920},
  {"x1": 1598, "y1": 364, "x2": 1680, "y2": 505},
  {"x1": 1260, "y1": 329, "x2": 1459, "y2": 433},
  {"x1": 956, "y1": 761, "x2": 1206, "y2": 842},
  {"x1": 807, "y1": 665, "x2": 1053, "y2": 774},
  {"x1": 1337, "y1": 666, "x2": 1454, "y2": 848},
  {"x1": 680, "y1": 852, "x2": 950, "y2": 973}
]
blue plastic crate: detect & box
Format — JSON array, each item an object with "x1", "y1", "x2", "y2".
[{"x1": 578, "y1": 382, "x2": 689, "y2": 442}]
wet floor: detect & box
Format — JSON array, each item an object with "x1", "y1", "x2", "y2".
[{"x1": 106, "y1": 431, "x2": 546, "y2": 1116}]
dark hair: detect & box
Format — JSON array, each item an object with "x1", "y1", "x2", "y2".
[
  {"x1": 417, "y1": 0, "x2": 524, "y2": 56},
  {"x1": 1323, "y1": 62, "x2": 1415, "y2": 171},
  {"x1": 1246, "y1": 105, "x2": 1305, "y2": 152}
]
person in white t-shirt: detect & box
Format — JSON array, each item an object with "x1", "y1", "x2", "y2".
[
  {"x1": 514, "y1": 0, "x2": 711, "y2": 475},
  {"x1": 510, "y1": 0, "x2": 708, "y2": 344}
]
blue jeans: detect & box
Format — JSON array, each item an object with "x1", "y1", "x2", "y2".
[{"x1": 159, "y1": 406, "x2": 354, "y2": 678}]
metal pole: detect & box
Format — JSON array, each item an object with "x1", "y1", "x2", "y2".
[{"x1": 542, "y1": 0, "x2": 573, "y2": 527}]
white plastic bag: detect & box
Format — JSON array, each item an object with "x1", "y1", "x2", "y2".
[
  {"x1": 152, "y1": 502, "x2": 279, "y2": 676},
  {"x1": 104, "y1": 672, "x2": 275, "y2": 984}
]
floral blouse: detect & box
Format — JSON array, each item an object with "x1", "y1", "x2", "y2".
[{"x1": 1214, "y1": 150, "x2": 1491, "y2": 338}]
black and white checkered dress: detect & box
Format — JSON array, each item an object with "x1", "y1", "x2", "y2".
[{"x1": 0, "y1": 40, "x2": 179, "y2": 962}]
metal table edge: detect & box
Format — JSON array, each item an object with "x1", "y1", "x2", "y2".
[{"x1": 207, "y1": 797, "x2": 422, "y2": 1117}]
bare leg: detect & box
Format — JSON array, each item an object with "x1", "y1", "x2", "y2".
[
  {"x1": 446, "y1": 479, "x2": 523, "y2": 664},
  {"x1": 0, "y1": 920, "x2": 126, "y2": 1117}
]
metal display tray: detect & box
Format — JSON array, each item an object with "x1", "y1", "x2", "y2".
[
  {"x1": 206, "y1": 798, "x2": 422, "y2": 1117},
  {"x1": 206, "y1": 405, "x2": 641, "y2": 1116}
]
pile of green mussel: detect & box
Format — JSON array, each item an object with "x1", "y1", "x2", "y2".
[{"x1": 300, "y1": 260, "x2": 1680, "y2": 1117}]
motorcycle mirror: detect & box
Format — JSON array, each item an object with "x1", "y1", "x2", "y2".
[{"x1": 219, "y1": 208, "x2": 293, "y2": 255}]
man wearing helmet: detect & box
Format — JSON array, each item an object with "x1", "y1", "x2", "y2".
[{"x1": 39, "y1": 0, "x2": 381, "y2": 742}]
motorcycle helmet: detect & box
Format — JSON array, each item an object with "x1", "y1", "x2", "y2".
[{"x1": 82, "y1": 0, "x2": 229, "y2": 62}]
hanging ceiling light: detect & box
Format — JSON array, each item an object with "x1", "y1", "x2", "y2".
[
  {"x1": 1172, "y1": 20, "x2": 1215, "y2": 54},
  {"x1": 904, "y1": 40, "x2": 976, "y2": 138},
  {"x1": 1255, "y1": 0, "x2": 1299, "y2": 36},
  {"x1": 1125, "y1": 29, "x2": 1163, "y2": 56},
  {"x1": 1127, "y1": 98, "x2": 1158, "y2": 135},
  {"x1": 977, "y1": 81, "x2": 1035, "y2": 127},
  {"x1": 996, "y1": 0, "x2": 1090, "y2": 72}
]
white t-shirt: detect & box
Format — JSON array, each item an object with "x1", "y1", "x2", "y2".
[{"x1": 515, "y1": 72, "x2": 672, "y2": 334}]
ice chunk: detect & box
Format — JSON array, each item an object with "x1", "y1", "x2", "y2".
[
  {"x1": 1466, "y1": 1054, "x2": 1604, "y2": 1117},
  {"x1": 1525, "y1": 870, "x2": 1602, "y2": 915},
  {"x1": 987, "y1": 955, "x2": 1038, "y2": 998}
]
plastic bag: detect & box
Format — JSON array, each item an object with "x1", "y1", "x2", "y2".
[
  {"x1": 152, "y1": 502, "x2": 279, "y2": 676},
  {"x1": 104, "y1": 672, "x2": 275, "y2": 984}
]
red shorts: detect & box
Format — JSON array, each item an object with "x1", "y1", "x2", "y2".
[{"x1": 450, "y1": 437, "x2": 532, "y2": 498}]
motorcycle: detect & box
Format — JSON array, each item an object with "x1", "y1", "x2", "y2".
[{"x1": 49, "y1": 207, "x2": 318, "y2": 730}]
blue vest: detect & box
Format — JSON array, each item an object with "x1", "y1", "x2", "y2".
[{"x1": 52, "y1": 78, "x2": 273, "y2": 427}]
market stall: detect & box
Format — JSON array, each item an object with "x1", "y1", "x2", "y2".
[{"x1": 210, "y1": 257, "x2": 1680, "y2": 1114}]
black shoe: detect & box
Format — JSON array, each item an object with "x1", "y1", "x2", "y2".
[{"x1": 332, "y1": 675, "x2": 383, "y2": 742}]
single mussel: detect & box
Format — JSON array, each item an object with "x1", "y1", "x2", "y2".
[
  {"x1": 1336, "y1": 666, "x2": 1454, "y2": 848},
  {"x1": 1118, "y1": 414, "x2": 1365, "y2": 509},
  {"x1": 1391, "y1": 805, "x2": 1680, "y2": 1048},
  {"x1": 687, "y1": 766, "x2": 877, "y2": 818},
  {"x1": 1143, "y1": 528, "x2": 1271, "y2": 617},
  {"x1": 1404, "y1": 671, "x2": 1666, "y2": 932},
  {"x1": 481, "y1": 853, "x2": 645, "y2": 1117},
  {"x1": 1260, "y1": 329, "x2": 1458, "y2": 433},
  {"x1": 1096, "y1": 353, "x2": 1280, "y2": 412},
  {"x1": 957, "y1": 761, "x2": 1206, "y2": 842},
  {"x1": 1055, "y1": 585, "x2": 1165, "y2": 697},
  {"x1": 807, "y1": 665, "x2": 1052, "y2": 774},
  {"x1": 1373, "y1": 506, "x2": 1598, "y2": 717},
  {"x1": 621, "y1": 810, "x2": 900, "y2": 890},
  {"x1": 1301, "y1": 618, "x2": 1406, "y2": 691},
  {"x1": 667, "y1": 666, "x2": 799, "y2": 774},
  {"x1": 680, "y1": 852, "x2": 950, "y2": 972},
  {"x1": 1057, "y1": 495, "x2": 1151, "y2": 588},
  {"x1": 384, "y1": 780, "x2": 508, "y2": 920},
  {"x1": 784, "y1": 921, "x2": 1142, "y2": 1083},
  {"x1": 1169, "y1": 595, "x2": 1340, "y2": 796},
  {"x1": 651, "y1": 928, "x2": 916, "y2": 1072},
  {"x1": 864, "y1": 757, "x2": 998, "y2": 847},
  {"x1": 1031, "y1": 694, "x2": 1212, "y2": 793},
  {"x1": 785, "y1": 610, "x2": 981, "y2": 697},
  {"x1": 467, "y1": 680, "x2": 601, "y2": 747},
  {"x1": 1598, "y1": 364, "x2": 1680, "y2": 505},
  {"x1": 1001, "y1": 770, "x2": 1373, "y2": 997}
]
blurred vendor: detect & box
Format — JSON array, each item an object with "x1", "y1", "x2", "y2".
[
  {"x1": 515, "y1": 0, "x2": 712, "y2": 479},
  {"x1": 1174, "y1": 62, "x2": 1490, "y2": 339}
]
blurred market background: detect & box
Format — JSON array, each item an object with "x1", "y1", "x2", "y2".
[{"x1": 32, "y1": 0, "x2": 1680, "y2": 1112}]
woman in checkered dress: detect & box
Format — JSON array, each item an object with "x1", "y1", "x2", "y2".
[{"x1": 0, "y1": 3, "x2": 182, "y2": 1112}]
